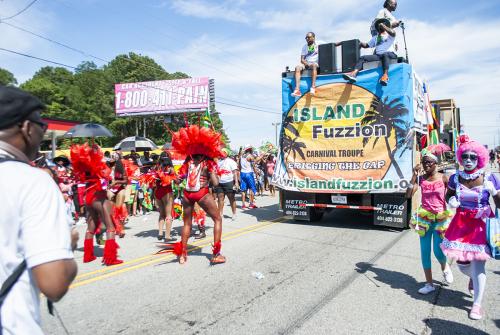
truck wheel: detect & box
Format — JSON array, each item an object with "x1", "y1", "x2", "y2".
[{"x1": 310, "y1": 208, "x2": 324, "y2": 222}]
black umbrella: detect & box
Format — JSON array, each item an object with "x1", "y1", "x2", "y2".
[
  {"x1": 114, "y1": 136, "x2": 158, "y2": 152},
  {"x1": 62, "y1": 123, "x2": 113, "y2": 138}
]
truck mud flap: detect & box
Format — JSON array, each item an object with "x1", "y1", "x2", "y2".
[
  {"x1": 282, "y1": 191, "x2": 315, "y2": 221},
  {"x1": 372, "y1": 194, "x2": 410, "y2": 228}
]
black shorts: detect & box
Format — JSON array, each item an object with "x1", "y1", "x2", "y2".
[{"x1": 214, "y1": 181, "x2": 235, "y2": 194}]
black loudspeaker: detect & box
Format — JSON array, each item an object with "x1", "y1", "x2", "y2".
[
  {"x1": 341, "y1": 39, "x2": 360, "y2": 72},
  {"x1": 318, "y1": 43, "x2": 337, "y2": 74}
]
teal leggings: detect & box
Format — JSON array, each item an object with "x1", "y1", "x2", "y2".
[{"x1": 420, "y1": 222, "x2": 447, "y2": 269}]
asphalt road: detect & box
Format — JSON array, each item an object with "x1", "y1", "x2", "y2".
[{"x1": 42, "y1": 193, "x2": 499, "y2": 335}]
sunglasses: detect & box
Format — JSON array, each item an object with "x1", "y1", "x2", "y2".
[
  {"x1": 461, "y1": 153, "x2": 478, "y2": 161},
  {"x1": 305, "y1": 35, "x2": 314, "y2": 40},
  {"x1": 422, "y1": 160, "x2": 436, "y2": 166},
  {"x1": 27, "y1": 118, "x2": 49, "y2": 132}
]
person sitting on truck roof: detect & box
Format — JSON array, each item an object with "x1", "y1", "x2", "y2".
[
  {"x1": 342, "y1": 18, "x2": 397, "y2": 86},
  {"x1": 291, "y1": 32, "x2": 319, "y2": 97}
]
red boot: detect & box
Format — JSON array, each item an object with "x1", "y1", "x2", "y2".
[
  {"x1": 111, "y1": 206, "x2": 125, "y2": 238},
  {"x1": 102, "y1": 239, "x2": 123, "y2": 266},
  {"x1": 83, "y1": 238, "x2": 97, "y2": 263},
  {"x1": 172, "y1": 242, "x2": 187, "y2": 264}
]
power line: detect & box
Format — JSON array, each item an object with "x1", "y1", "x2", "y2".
[
  {"x1": 0, "y1": 18, "x2": 277, "y2": 94},
  {"x1": 0, "y1": 21, "x2": 108, "y2": 63},
  {"x1": 0, "y1": 0, "x2": 38, "y2": 20},
  {"x1": 0, "y1": 47, "x2": 281, "y2": 115},
  {"x1": 0, "y1": 47, "x2": 77, "y2": 69}
]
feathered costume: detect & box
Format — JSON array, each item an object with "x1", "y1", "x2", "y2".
[
  {"x1": 161, "y1": 125, "x2": 225, "y2": 263},
  {"x1": 70, "y1": 143, "x2": 123, "y2": 265}
]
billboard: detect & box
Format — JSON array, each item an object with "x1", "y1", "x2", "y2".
[
  {"x1": 115, "y1": 77, "x2": 210, "y2": 116},
  {"x1": 272, "y1": 63, "x2": 417, "y2": 194}
]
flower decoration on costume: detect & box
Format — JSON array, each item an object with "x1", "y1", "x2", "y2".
[{"x1": 70, "y1": 143, "x2": 110, "y2": 181}]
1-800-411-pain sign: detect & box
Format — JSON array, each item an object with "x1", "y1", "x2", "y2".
[{"x1": 114, "y1": 77, "x2": 210, "y2": 116}]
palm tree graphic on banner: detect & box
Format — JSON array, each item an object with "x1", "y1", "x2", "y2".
[{"x1": 361, "y1": 96, "x2": 410, "y2": 179}]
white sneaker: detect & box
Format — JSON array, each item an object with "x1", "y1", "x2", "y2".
[
  {"x1": 231, "y1": 215, "x2": 237, "y2": 222},
  {"x1": 418, "y1": 283, "x2": 436, "y2": 295},
  {"x1": 310, "y1": 87, "x2": 316, "y2": 95},
  {"x1": 443, "y1": 267, "x2": 454, "y2": 284}
]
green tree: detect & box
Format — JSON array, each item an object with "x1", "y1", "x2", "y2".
[{"x1": 0, "y1": 68, "x2": 18, "y2": 86}]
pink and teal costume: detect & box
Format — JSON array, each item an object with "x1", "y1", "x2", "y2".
[{"x1": 441, "y1": 173, "x2": 500, "y2": 261}]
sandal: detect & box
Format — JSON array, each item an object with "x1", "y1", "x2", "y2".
[{"x1": 210, "y1": 254, "x2": 226, "y2": 265}]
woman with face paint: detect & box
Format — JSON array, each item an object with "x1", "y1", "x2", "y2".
[
  {"x1": 406, "y1": 144, "x2": 453, "y2": 295},
  {"x1": 441, "y1": 135, "x2": 500, "y2": 320}
]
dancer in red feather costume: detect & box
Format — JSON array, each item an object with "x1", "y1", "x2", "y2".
[
  {"x1": 70, "y1": 143, "x2": 124, "y2": 266},
  {"x1": 154, "y1": 152, "x2": 177, "y2": 242},
  {"x1": 108, "y1": 151, "x2": 131, "y2": 238},
  {"x1": 171, "y1": 125, "x2": 226, "y2": 264}
]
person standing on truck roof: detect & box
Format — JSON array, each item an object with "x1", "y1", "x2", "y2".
[
  {"x1": 370, "y1": 0, "x2": 402, "y2": 36},
  {"x1": 406, "y1": 144, "x2": 454, "y2": 295},
  {"x1": 291, "y1": 32, "x2": 320, "y2": 97},
  {"x1": 342, "y1": 18, "x2": 397, "y2": 86}
]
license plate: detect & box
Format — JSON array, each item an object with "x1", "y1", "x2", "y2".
[{"x1": 331, "y1": 195, "x2": 347, "y2": 204}]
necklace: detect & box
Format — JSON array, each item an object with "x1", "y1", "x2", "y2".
[{"x1": 458, "y1": 169, "x2": 484, "y2": 180}]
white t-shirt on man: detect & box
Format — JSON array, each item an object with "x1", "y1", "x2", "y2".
[
  {"x1": 0, "y1": 160, "x2": 74, "y2": 335},
  {"x1": 368, "y1": 32, "x2": 396, "y2": 54},
  {"x1": 240, "y1": 154, "x2": 254, "y2": 174},
  {"x1": 218, "y1": 157, "x2": 238, "y2": 184},
  {"x1": 301, "y1": 43, "x2": 319, "y2": 64}
]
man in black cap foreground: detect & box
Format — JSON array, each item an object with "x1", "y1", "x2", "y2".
[
  {"x1": 342, "y1": 18, "x2": 397, "y2": 86},
  {"x1": 0, "y1": 86, "x2": 78, "y2": 334}
]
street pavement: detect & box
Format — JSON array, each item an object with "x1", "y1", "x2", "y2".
[{"x1": 42, "y1": 192, "x2": 499, "y2": 335}]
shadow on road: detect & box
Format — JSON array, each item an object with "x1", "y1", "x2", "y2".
[
  {"x1": 355, "y1": 262, "x2": 470, "y2": 312},
  {"x1": 153, "y1": 243, "x2": 213, "y2": 266},
  {"x1": 423, "y1": 318, "x2": 489, "y2": 335}
]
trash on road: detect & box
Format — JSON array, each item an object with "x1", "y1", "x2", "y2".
[{"x1": 251, "y1": 271, "x2": 264, "y2": 280}]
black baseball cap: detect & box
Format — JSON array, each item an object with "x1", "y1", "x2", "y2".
[{"x1": 0, "y1": 85, "x2": 45, "y2": 130}]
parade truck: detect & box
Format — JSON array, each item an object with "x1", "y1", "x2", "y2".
[{"x1": 272, "y1": 61, "x2": 438, "y2": 228}]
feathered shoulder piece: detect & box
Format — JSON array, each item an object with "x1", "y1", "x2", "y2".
[
  {"x1": 122, "y1": 159, "x2": 139, "y2": 178},
  {"x1": 171, "y1": 125, "x2": 224, "y2": 159},
  {"x1": 70, "y1": 143, "x2": 110, "y2": 180}
]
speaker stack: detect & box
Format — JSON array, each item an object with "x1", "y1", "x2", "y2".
[
  {"x1": 341, "y1": 39, "x2": 360, "y2": 73},
  {"x1": 318, "y1": 43, "x2": 337, "y2": 74}
]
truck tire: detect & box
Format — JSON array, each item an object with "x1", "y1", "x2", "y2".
[{"x1": 310, "y1": 208, "x2": 324, "y2": 222}]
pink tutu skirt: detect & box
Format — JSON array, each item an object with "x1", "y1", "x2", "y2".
[{"x1": 440, "y1": 207, "x2": 491, "y2": 262}]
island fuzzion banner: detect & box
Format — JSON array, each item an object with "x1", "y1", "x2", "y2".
[{"x1": 273, "y1": 63, "x2": 418, "y2": 193}]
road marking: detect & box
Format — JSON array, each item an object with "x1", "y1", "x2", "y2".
[
  {"x1": 75, "y1": 216, "x2": 284, "y2": 280},
  {"x1": 70, "y1": 217, "x2": 286, "y2": 289}
]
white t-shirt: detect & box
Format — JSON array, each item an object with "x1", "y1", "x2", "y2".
[
  {"x1": 240, "y1": 154, "x2": 254, "y2": 173},
  {"x1": 0, "y1": 160, "x2": 74, "y2": 335},
  {"x1": 301, "y1": 43, "x2": 318, "y2": 64},
  {"x1": 370, "y1": 8, "x2": 397, "y2": 36},
  {"x1": 368, "y1": 32, "x2": 396, "y2": 54},
  {"x1": 218, "y1": 158, "x2": 238, "y2": 184}
]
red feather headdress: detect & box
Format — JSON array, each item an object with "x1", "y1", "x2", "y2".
[
  {"x1": 70, "y1": 143, "x2": 111, "y2": 181},
  {"x1": 171, "y1": 125, "x2": 224, "y2": 159}
]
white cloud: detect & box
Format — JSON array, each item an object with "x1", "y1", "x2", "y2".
[{"x1": 170, "y1": 0, "x2": 250, "y2": 24}]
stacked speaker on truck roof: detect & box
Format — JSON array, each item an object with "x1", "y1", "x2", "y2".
[{"x1": 317, "y1": 40, "x2": 361, "y2": 75}]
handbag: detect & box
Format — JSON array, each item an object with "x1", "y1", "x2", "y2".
[{"x1": 486, "y1": 208, "x2": 500, "y2": 260}]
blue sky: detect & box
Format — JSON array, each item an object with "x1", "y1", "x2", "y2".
[{"x1": 1, "y1": 0, "x2": 500, "y2": 149}]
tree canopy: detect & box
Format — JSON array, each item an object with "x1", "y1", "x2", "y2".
[
  {"x1": 13, "y1": 52, "x2": 226, "y2": 148},
  {"x1": 0, "y1": 68, "x2": 17, "y2": 86}
]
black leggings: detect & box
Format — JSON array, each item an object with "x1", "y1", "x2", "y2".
[{"x1": 355, "y1": 52, "x2": 397, "y2": 72}]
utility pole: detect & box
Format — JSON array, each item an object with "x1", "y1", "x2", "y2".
[{"x1": 272, "y1": 122, "x2": 281, "y2": 147}]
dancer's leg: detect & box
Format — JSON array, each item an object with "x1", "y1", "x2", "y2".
[
  {"x1": 471, "y1": 260, "x2": 486, "y2": 306},
  {"x1": 163, "y1": 193, "x2": 174, "y2": 239}
]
